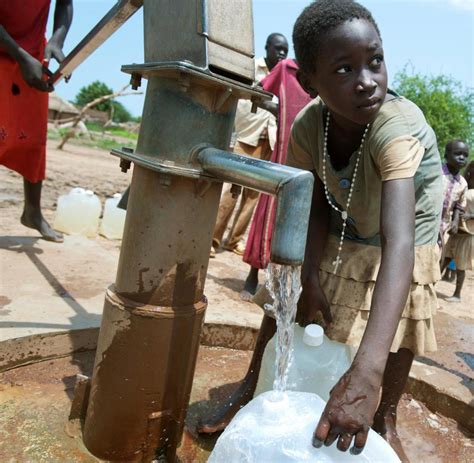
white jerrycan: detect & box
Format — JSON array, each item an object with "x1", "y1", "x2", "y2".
[
  {"x1": 100, "y1": 193, "x2": 126, "y2": 239},
  {"x1": 209, "y1": 390, "x2": 401, "y2": 463},
  {"x1": 54, "y1": 188, "x2": 101, "y2": 237},
  {"x1": 255, "y1": 324, "x2": 353, "y2": 401}
]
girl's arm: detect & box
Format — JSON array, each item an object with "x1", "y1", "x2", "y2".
[
  {"x1": 0, "y1": 25, "x2": 53, "y2": 92},
  {"x1": 313, "y1": 177, "x2": 415, "y2": 452},
  {"x1": 296, "y1": 173, "x2": 333, "y2": 326},
  {"x1": 449, "y1": 208, "x2": 461, "y2": 235},
  {"x1": 45, "y1": 0, "x2": 74, "y2": 64}
]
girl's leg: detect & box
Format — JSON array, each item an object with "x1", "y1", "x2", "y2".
[
  {"x1": 440, "y1": 257, "x2": 451, "y2": 274},
  {"x1": 373, "y1": 347, "x2": 414, "y2": 463},
  {"x1": 240, "y1": 266, "x2": 259, "y2": 301},
  {"x1": 446, "y1": 269, "x2": 465, "y2": 302},
  {"x1": 198, "y1": 314, "x2": 276, "y2": 433},
  {"x1": 21, "y1": 179, "x2": 63, "y2": 242}
]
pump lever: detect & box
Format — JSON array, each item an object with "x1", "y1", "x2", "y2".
[{"x1": 52, "y1": 0, "x2": 143, "y2": 84}]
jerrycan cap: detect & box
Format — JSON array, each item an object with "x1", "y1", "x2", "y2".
[
  {"x1": 303, "y1": 324, "x2": 324, "y2": 347},
  {"x1": 113, "y1": 193, "x2": 122, "y2": 199}
]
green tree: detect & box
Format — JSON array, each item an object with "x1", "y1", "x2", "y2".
[
  {"x1": 74, "y1": 80, "x2": 113, "y2": 112},
  {"x1": 111, "y1": 101, "x2": 133, "y2": 123},
  {"x1": 74, "y1": 80, "x2": 134, "y2": 122},
  {"x1": 393, "y1": 70, "x2": 473, "y2": 154}
]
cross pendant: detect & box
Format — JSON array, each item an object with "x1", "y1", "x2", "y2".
[{"x1": 332, "y1": 256, "x2": 342, "y2": 272}]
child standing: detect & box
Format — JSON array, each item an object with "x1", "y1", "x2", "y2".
[
  {"x1": 442, "y1": 160, "x2": 473, "y2": 302},
  {"x1": 241, "y1": 58, "x2": 313, "y2": 300},
  {"x1": 439, "y1": 140, "x2": 469, "y2": 254},
  {"x1": 199, "y1": 1, "x2": 443, "y2": 461}
]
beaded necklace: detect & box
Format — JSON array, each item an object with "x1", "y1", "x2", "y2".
[{"x1": 322, "y1": 111, "x2": 370, "y2": 273}]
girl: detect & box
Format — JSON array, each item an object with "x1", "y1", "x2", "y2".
[{"x1": 200, "y1": 2, "x2": 442, "y2": 461}]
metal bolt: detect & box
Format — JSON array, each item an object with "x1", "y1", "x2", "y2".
[
  {"x1": 130, "y1": 73, "x2": 142, "y2": 90},
  {"x1": 230, "y1": 184, "x2": 242, "y2": 198},
  {"x1": 159, "y1": 174, "x2": 172, "y2": 187},
  {"x1": 120, "y1": 159, "x2": 132, "y2": 173},
  {"x1": 250, "y1": 97, "x2": 260, "y2": 114}
]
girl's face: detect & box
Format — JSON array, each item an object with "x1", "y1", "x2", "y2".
[{"x1": 306, "y1": 18, "x2": 388, "y2": 129}]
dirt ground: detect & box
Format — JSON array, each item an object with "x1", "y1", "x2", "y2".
[{"x1": 0, "y1": 140, "x2": 473, "y2": 461}]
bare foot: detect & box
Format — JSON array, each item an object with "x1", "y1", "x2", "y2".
[
  {"x1": 21, "y1": 210, "x2": 63, "y2": 242},
  {"x1": 240, "y1": 290, "x2": 254, "y2": 302},
  {"x1": 445, "y1": 296, "x2": 461, "y2": 302},
  {"x1": 373, "y1": 414, "x2": 410, "y2": 463},
  {"x1": 197, "y1": 375, "x2": 257, "y2": 434}
]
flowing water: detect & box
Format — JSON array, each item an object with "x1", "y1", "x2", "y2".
[{"x1": 265, "y1": 263, "x2": 302, "y2": 392}]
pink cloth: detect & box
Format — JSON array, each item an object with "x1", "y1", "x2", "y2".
[{"x1": 243, "y1": 59, "x2": 312, "y2": 269}]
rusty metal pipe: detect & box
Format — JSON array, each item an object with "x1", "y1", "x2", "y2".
[
  {"x1": 197, "y1": 146, "x2": 314, "y2": 265},
  {"x1": 52, "y1": 0, "x2": 143, "y2": 83}
]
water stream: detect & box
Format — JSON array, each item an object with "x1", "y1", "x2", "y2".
[{"x1": 265, "y1": 263, "x2": 302, "y2": 392}]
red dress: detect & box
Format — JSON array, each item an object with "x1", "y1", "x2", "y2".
[
  {"x1": 0, "y1": 0, "x2": 51, "y2": 183},
  {"x1": 243, "y1": 59, "x2": 313, "y2": 269}
]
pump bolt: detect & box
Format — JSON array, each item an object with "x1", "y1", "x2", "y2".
[
  {"x1": 120, "y1": 159, "x2": 132, "y2": 173},
  {"x1": 250, "y1": 97, "x2": 260, "y2": 114},
  {"x1": 230, "y1": 184, "x2": 242, "y2": 198},
  {"x1": 120, "y1": 147, "x2": 133, "y2": 172},
  {"x1": 130, "y1": 73, "x2": 142, "y2": 90},
  {"x1": 160, "y1": 174, "x2": 172, "y2": 187}
]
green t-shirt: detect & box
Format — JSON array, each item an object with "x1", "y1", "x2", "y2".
[{"x1": 287, "y1": 94, "x2": 443, "y2": 247}]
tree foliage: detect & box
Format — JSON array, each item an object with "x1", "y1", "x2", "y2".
[
  {"x1": 393, "y1": 70, "x2": 473, "y2": 153},
  {"x1": 74, "y1": 80, "x2": 133, "y2": 122}
]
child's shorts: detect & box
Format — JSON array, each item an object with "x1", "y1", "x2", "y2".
[{"x1": 445, "y1": 233, "x2": 473, "y2": 271}]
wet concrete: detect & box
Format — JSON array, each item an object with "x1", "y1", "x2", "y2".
[{"x1": 0, "y1": 348, "x2": 472, "y2": 463}]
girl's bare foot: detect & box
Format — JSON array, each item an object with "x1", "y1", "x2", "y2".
[
  {"x1": 373, "y1": 412, "x2": 410, "y2": 463},
  {"x1": 21, "y1": 210, "x2": 63, "y2": 242}
]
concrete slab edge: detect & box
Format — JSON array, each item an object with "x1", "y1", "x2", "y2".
[
  {"x1": 406, "y1": 360, "x2": 473, "y2": 433},
  {"x1": 1, "y1": 324, "x2": 471, "y2": 434}
]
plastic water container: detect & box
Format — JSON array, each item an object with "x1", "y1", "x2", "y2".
[
  {"x1": 209, "y1": 390, "x2": 400, "y2": 463},
  {"x1": 255, "y1": 324, "x2": 353, "y2": 400},
  {"x1": 53, "y1": 188, "x2": 101, "y2": 237},
  {"x1": 100, "y1": 193, "x2": 126, "y2": 239}
]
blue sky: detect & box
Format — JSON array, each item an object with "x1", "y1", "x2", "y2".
[{"x1": 49, "y1": 0, "x2": 474, "y2": 117}]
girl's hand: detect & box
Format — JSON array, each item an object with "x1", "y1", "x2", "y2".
[
  {"x1": 18, "y1": 51, "x2": 53, "y2": 92},
  {"x1": 296, "y1": 277, "x2": 333, "y2": 327},
  {"x1": 312, "y1": 365, "x2": 381, "y2": 454},
  {"x1": 448, "y1": 220, "x2": 459, "y2": 235}
]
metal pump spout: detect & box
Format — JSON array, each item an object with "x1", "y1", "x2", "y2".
[{"x1": 196, "y1": 146, "x2": 314, "y2": 265}]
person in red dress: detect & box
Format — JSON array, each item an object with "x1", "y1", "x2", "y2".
[
  {"x1": 0, "y1": 0, "x2": 73, "y2": 241},
  {"x1": 240, "y1": 58, "x2": 313, "y2": 299}
]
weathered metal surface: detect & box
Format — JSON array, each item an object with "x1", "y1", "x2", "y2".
[
  {"x1": 121, "y1": 61, "x2": 270, "y2": 102},
  {"x1": 114, "y1": 167, "x2": 222, "y2": 305},
  {"x1": 83, "y1": 288, "x2": 207, "y2": 461},
  {"x1": 197, "y1": 147, "x2": 314, "y2": 265},
  {"x1": 143, "y1": 0, "x2": 254, "y2": 83},
  {"x1": 52, "y1": 0, "x2": 143, "y2": 83}
]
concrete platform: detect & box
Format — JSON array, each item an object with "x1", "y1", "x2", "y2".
[{"x1": 0, "y1": 232, "x2": 472, "y2": 434}]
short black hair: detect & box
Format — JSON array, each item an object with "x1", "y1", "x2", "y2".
[
  {"x1": 266, "y1": 33, "x2": 287, "y2": 47},
  {"x1": 293, "y1": 0, "x2": 381, "y2": 75},
  {"x1": 445, "y1": 139, "x2": 468, "y2": 155}
]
